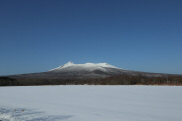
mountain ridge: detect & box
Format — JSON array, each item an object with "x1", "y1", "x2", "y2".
[{"x1": 49, "y1": 61, "x2": 120, "y2": 71}]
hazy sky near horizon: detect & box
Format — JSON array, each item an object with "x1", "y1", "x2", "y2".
[{"x1": 0, "y1": 0, "x2": 182, "y2": 75}]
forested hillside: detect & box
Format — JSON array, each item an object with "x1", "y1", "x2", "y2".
[{"x1": 1, "y1": 74, "x2": 182, "y2": 86}]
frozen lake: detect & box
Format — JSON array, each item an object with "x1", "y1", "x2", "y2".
[{"x1": 0, "y1": 85, "x2": 182, "y2": 121}]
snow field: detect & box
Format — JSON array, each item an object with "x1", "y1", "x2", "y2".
[{"x1": 0, "y1": 85, "x2": 182, "y2": 121}]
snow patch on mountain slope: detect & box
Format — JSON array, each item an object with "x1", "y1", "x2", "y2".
[{"x1": 49, "y1": 61, "x2": 120, "y2": 71}]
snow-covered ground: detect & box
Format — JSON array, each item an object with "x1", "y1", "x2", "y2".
[{"x1": 0, "y1": 86, "x2": 182, "y2": 121}]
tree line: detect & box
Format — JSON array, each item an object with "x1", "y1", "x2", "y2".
[{"x1": 0, "y1": 74, "x2": 182, "y2": 86}]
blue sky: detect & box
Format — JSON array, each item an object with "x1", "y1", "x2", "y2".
[{"x1": 0, "y1": 0, "x2": 182, "y2": 75}]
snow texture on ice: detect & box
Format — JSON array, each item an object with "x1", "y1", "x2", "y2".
[{"x1": 0, "y1": 107, "x2": 72, "y2": 121}]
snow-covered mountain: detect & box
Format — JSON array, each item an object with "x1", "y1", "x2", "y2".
[
  {"x1": 9, "y1": 61, "x2": 166, "y2": 79},
  {"x1": 46, "y1": 61, "x2": 127, "y2": 78},
  {"x1": 50, "y1": 61, "x2": 121, "y2": 72}
]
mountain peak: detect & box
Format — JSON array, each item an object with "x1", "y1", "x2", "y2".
[
  {"x1": 59, "y1": 61, "x2": 74, "y2": 68},
  {"x1": 65, "y1": 61, "x2": 74, "y2": 65},
  {"x1": 49, "y1": 62, "x2": 120, "y2": 71}
]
